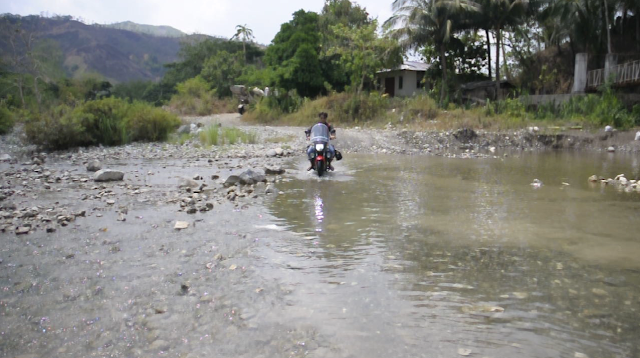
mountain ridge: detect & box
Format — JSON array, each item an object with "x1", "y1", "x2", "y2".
[
  {"x1": 0, "y1": 14, "x2": 223, "y2": 83},
  {"x1": 100, "y1": 21, "x2": 186, "y2": 38}
]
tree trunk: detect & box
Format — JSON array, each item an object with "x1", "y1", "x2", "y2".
[
  {"x1": 502, "y1": 33, "x2": 512, "y2": 81},
  {"x1": 495, "y1": 27, "x2": 501, "y2": 101},
  {"x1": 637, "y1": 12, "x2": 640, "y2": 51},
  {"x1": 603, "y1": 0, "x2": 612, "y2": 54},
  {"x1": 15, "y1": 76, "x2": 26, "y2": 108},
  {"x1": 439, "y1": 43, "x2": 448, "y2": 106},
  {"x1": 242, "y1": 41, "x2": 246, "y2": 62},
  {"x1": 485, "y1": 29, "x2": 492, "y2": 79},
  {"x1": 33, "y1": 76, "x2": 42, "y2": 111}
]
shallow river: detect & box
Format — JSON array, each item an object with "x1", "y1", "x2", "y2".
[
  {"x1": 2, "y1": 151, "x2": 640, "y2": 358},
  {"x1": 264, "y1": 152, "x2": 640, "y2": 358}
]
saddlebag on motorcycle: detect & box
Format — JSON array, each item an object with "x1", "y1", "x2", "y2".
[{"x1": 335, "y1": 150, "x2": 342, "y2": 161}]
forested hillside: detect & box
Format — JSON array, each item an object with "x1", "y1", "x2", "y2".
[{"x1": 0, "y1": 14, "x2": 184, "y2": 82}]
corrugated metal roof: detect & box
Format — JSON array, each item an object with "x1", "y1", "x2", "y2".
[{"x1": 377, "y1": 61, "x2": 430, "y2": 73}]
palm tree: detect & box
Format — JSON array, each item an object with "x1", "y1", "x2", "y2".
[
  {"x1": 231, "y1": 24, "x2": 254, "y2": 61},
  {"x1": 385, "y1": 0, "x2": 480, "y2": 105},
  {"x1": 478, "y1": 0, "x2": 528, "y2": 99}
]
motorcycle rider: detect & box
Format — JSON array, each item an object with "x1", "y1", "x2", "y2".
[{"x1": 305, "y1": 112, "x2": 337, "y2": 171}]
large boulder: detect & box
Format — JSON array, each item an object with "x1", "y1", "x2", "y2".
[
  {"x1": 265, "y1": 166, "x2": 286, "y2": 175},
  {"x1": 0, "y1": 154, "x2": 11, "y2": 162},
  {"x1": 239, "y1": 169, "x2": 266, "y2": 185},
  {"x1": 94, "y1": 169, "x2": 125, "y2": 182},
  {"x1": 86, "y1": 160, "x2": 102, "y2": 172},
  {"x1": 224, "y1": 175, "x2": 242, "y2": 188}
]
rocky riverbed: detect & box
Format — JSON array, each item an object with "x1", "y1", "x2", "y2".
[{"x1": 1, "y1": 113, "x2": 640, "y2": 357}]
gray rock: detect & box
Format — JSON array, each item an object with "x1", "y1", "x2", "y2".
[
  {"x1": 1, "y1": 202, "x2": 17, "y2": 211},
  {"x1": 177, "y1": 125, "x2": 190, "y2": 134},
  {"x1": 588, "y1": 175, "x2": 598, "y2": 182},
  {"x1": 15, "y1": 227, "x2": 30, "y2": 235},
  {"x1": 224, "y1": 175, "x2": 242, "y2": 187},
  {"x1": 607, "y1": 146, "x2": 615, "y2": 152},
  {"x1": 265, "y1": 166, "x2": 286, "y2": 175},
  {"x1": 266, "y1": 149, "x2": 277, "y2": 157},
  {"x1": 86, "y1": 160, "x2": 102, "y2": 172},
  {"x1": 275, "y1": 148, "x2": 284, "y2": 156},
  {"x1": 178, "y1": 177, "x2": 199, "y2": 189},
  {"x1": 94, "y1": 170, "x2": 124, "y2": 182},
  {"x1": 0, "y1": 154, "x2": 11, "y2": 162},
  {"x1": 239, "y1": 169, "x2": 266, "y2": 185}
]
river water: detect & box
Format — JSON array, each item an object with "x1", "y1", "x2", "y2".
[
  {"x1": 2, "y1": 151, "x2": 640, "y2": 358},
  {"x1": 264, "y1": 152, "x2": 640, "y2": 358}
]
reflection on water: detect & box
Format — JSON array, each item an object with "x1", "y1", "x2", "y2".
[{"x1": 267, "y1": 152, "x2": 640, "y2": 358}]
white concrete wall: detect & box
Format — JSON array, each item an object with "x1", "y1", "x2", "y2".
[{"x1": 377, "y1": 70, "x2": 421, "y2": 97}]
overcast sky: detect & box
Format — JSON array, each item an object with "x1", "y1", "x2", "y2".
[{"x1": 1, "y1": 0, "x2": 396, "y2": 45}]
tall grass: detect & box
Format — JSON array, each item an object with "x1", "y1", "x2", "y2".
[
  {"x1": 198, "y1": 126, "x2": 257, "y2": 146},
  {"x1": 531, "y1": 90, "x2": 637, "y2": 129}
]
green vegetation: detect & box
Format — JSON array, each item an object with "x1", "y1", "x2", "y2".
[
  {"x1": 167, "y1": 76, "x2": 237, "y2": 115},
  {"x1": 532, "y1": 91, "x2": 640, "y2": 129},
  {"x1": 24, "y1": 98, "x2": 180, "y2": 150},
  {"x1": 0, "y1": 104, "x2": 15, "y2": 134},
  {"x1": 198, "y1": 126, "x2": 257, "y2": 146}
]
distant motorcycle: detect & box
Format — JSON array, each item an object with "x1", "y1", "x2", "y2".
[{"x1": 306, "y1": 123, "x2": 333, "y2": 177}]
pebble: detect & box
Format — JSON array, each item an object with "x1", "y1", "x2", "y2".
[
  {"x1": 174, "y1": 221, "x2": 189, "y2": 229},
  {"x1": 15, "y1": 226, "x2": 30, "y2": 235}
]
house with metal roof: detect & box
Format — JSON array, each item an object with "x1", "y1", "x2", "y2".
[{"x1": 376, "y1": 61, "x2": 430, "y2": 97}]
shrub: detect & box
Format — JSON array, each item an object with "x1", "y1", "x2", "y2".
[
  {"x1": 25, "y1": 98, "x2": 180, "y2": 150},
  {"x1": 124, "y1": 102, "x2": 181, "y2": 142},
  {"x1": 532, "y1": 90, "x2": 635, "y2": 129},
  {"x1": 25, "y1": 105, "x2": 88, "y2": 150},
  {"x1": 280, "y1": 92, "x2": 388, "y2": 126},
  {"x1": 74, "y1": 97, "x2": 130, "y2": 146},
  {"x1": 0, "y1": 105, "x2": 15, "y2": 135}
]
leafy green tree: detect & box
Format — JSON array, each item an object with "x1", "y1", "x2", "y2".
[
  {"x1": 319, "y1": 0, "x2": 371, "y2": 33},
  {"x1": 319, "y1": 0, "x2": 374, "y2": 92},
  {"x1": 164, "y1": 37, "x2": 263, "y2": 93},
  {"x1": 265, "y1": 10, "x2": 325, "y2": 97},
  {"x1": 329, "y1": 20, "x2": 402, "y2": 93},
  {"x1": 200, "y1": 50, "x2": 244, "y2": 97}
]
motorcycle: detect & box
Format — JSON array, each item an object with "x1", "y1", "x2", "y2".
[{"x1": 306, "y1": 123, "x2": 333, "y2": 177}]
